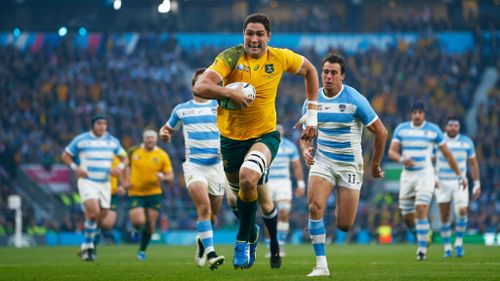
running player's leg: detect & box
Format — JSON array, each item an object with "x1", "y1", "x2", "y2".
[
  {"x1": 414, "y1": 170, "x2": 434, "y2": 260},
  {"x1": 81, "y1": 199, "x2": 100, "y2": 261},
  {"x1": 333, "y1": 163, "x2": 362, "y2": 232},
  {"x1": 129, "y1": 199, "x2": 146, "y2": 259},
  {"x1": 335, "y1": 187, "x2": 360, "y2": 232},
  {"x1": 438, "y1": 202, "x2": 452, "y2": 256},
  {"x1": 399, "y1": 172, "x2": 417, "y2": 237},
  {"x1": 307, "y1": 175, "x2": 333, "y2": 276},
  {"x1": 138, "y1": 206, "x2": 159, "y2": 259},
  {"x1": 436, "y1": 180, "x2": 453, "y2": 257},
  {"x1": 78, "y1": 179, "x2": 102, "y2": 261},
  {"x1": 453, "y1": 183, "x2": 469, "y2": 257},
  {"x1": 257, "y1": 183, "x2": 280, "y2": 268},
  {"x1": 234, "y1": 143, "x2": 271, "y2": 269},
  {"x1": 276, "y1": 199, "x2": 291, "y2": 256}
]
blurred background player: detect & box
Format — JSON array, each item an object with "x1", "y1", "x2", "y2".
[
  {"x1": 193, "y1": 13, "x2": 319, "y2": 270},
  {"x1": 127, "y1": 129, "x2": 173, "y2": 260},
  {"x1": 159, "y1": 68, "x2": 226, "y2": 270},
  {"x1": 388, "y1": 102, "x2": 466, "y2": 261},
  {"x1": 265, "y1": 124, "x2": 305, "y2": 257},
  {"x1": 298, "y1": 54, "x2": 387, "y2": 276},
  {"x1": 61, "y1": 115, "x2": 128, "y2": 261},
  {"x1": 435, "y1": 117, "x2": 481, "y2": 258}
]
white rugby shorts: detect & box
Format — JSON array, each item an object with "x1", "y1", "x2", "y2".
[
  {"x1": 183, "y1": 161, "x2": 226, "y2": 196},
  {"x1": 78, "y1": 178, "x2": 111, "y2": 209},
  {"x1": 435, "y1": 179, "x2": 468, "y2": 209},
  {"x1": 309, "y1": 153, "x2": 363, "y2": 190},
  {"x1": 268, "y1": 178, "x2": 293, "y2": 202},
  {"x1": 399, "y1": 168, "x2": 435, "y2": 208}
]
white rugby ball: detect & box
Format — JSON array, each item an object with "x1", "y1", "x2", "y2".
[{"x1": 219, "y1": 82, "x2": 256, "y2": 110}]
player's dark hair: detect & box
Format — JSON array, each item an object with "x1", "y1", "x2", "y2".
[
  {"x1": 192, "y1": 67, "x2": 207, "y2": 87},
  {"x1": 244, "y1": 13, "x2": 271, "y2": 34},
  {"x1": 322, "y1": 54, "x2": 345, "y2": 75}
]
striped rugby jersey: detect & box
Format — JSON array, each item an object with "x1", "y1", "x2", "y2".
[
  {"x1": 167, "y1": 99, "x2": 221, "y2": 166},
  {"x1": 302, "y1": 85, "x2": 378, "y2": 164},
  {"x1": 435, "y1": 133, "x2": 475, "y2": 180},
  {"x1": 65, "y1": 132, "x2": 126, "y2": 182},
  {"x1": 392, "y1": 121, "x2": 444, "y2": 171},
  {"x1": 268, "y1": 137, "x2": 300, "y2": 180}
]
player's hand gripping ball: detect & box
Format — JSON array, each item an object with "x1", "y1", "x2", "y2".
[{"x1": 219, "y1": 82, "x2": 256, "y2": 110}]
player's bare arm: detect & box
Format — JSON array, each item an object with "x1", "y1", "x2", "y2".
[
  {"x1": 159, "y1": 124, "x2": 173, "y2": 143},
  {"x1": 295, "y1": 58, "x2": 319, "y2": 141},
  {"x1": 469, "y1": 156, "x2": 481, "y2": 199},
  {"x1": 388, "y1": 141, "x2": 415, "y2": 167},
  {"x1": 193, "y1": 70, "x2": 251, "y2": 108},
  {"x1": 61, "y1": 151, "x2": 88, "y2": 178},
  {"x1": 292, "y1": 159, "x2": 305, "y2": 197},
  {"x1": 366, "y1": 118, "x2": 388, "y2": 178},
  {"x1": 110, "y1": 154, "x2": 128, "y2": 177},
  {"x1": 438, "y1": 143, "x2": 467, "y2": 190},
  {"x1": 299, "y1": 138, "x2": 315, "y2": 166},
  {"x1": 158, "y1": 171, "x2": 174, "y2": 183}
]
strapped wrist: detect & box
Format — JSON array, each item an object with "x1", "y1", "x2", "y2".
[{"x1": 297, "y1": 180, "x2": 306, "y2": 189}]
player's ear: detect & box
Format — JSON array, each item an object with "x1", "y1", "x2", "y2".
[{"x1": 267, "y1": 32, "x2": 272, "y2": 42}]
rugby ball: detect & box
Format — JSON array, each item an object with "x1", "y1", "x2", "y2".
[{"x1": 219, "y1": 82, "x2": 256, "y2": 110}]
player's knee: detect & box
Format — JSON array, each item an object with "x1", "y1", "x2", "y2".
[
  {"x1": 337, "y1": 221, "x2": 352, "y2": 232},
  {"x1": 239, "y1": 170, "x2": 259, "y2": 191},
  {"x1": 308, "y1": 201, "x2": 323, "y2": 218},
  {"x1": 86, "y1": 210, "x2": 100, "y2": 221},
  {"x1": 197, "y1": 203, "x2": 211, "y2": 219},
  {"x1": 131, "y1": 218, "x2": 145, "y2": 228},
  {"x1": 279, "y1": 210, "x2": 289, "y2": 221},
  {"x1": 456, "y1": 205, "x2": 468, "y2": 217},
  {"x1": 259, "y1": 200, "x2": 274, "y2": 214}
]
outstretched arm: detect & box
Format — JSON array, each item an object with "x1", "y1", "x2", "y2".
[{"x1": 366, "y1": 118, "x2": 388, "y2": 178}]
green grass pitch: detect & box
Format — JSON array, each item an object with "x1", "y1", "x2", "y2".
[{"x1": 0, "y1": 244, "x2": 499, "y2": 280}]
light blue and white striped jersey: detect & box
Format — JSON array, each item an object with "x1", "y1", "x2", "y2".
[
  {"x1": 167, "y1": 99, "x2": 221, "y2": 166},
  {"x1": 302, "y1": 85, "x2": 378, "y2": 164},
  {"x1": 392, "y1": 121, "x2": 444, "y2": 171},
  {"x1": 435, "y1": 133, "x2": 475, "y2": 180},
  {"x1": 268, "y1": 137, "x2": 300, "y2": 180},
  {"x1": 65, "y1": 132, "x2": 125, "y2": 182}
]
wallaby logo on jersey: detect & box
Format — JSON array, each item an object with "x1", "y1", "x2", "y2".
[{"x1": 265, "y1": 64, "x2": 274, "y2": 74}]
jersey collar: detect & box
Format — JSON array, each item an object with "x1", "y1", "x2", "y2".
[
  {"x1": 140, "y1": 144, "x2": 157, "y2": 151},
  {"x1": 89, "y1": 131, "x2": 107, "y2": 139},
  {"x1": 192, "y1": 99, "x2": 211, "y2": 105},
  {"x1": 321, "y1": 84, "x2": 344, "y2": 100},
  {"x1": 410, "y1": 121, "x2": 426, "y2": 129},
  {"x1": 445, "y1": 132, "x2": 460, "y2": 140}
]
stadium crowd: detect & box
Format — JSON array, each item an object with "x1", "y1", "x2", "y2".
[{"x1": 0, "y1": 28, "x2": 498, "y2": 243}]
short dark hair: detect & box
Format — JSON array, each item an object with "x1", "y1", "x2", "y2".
[
  {"x1": 192, "y1": 67, "x2": 206, "y2": 87},
  {"x1": 411, "y1": 101, "x2": 426, "y2": 112},
  {"x1": 322, "y1": 54, "x2": 345, "y2": 75},
  {"x1": 244, "y1": 13, "x2": 271, "y2": 34}
]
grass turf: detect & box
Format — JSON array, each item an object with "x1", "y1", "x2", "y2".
[{"x1": 0, "y1": 244, "x2": 499, "y2": 280}]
